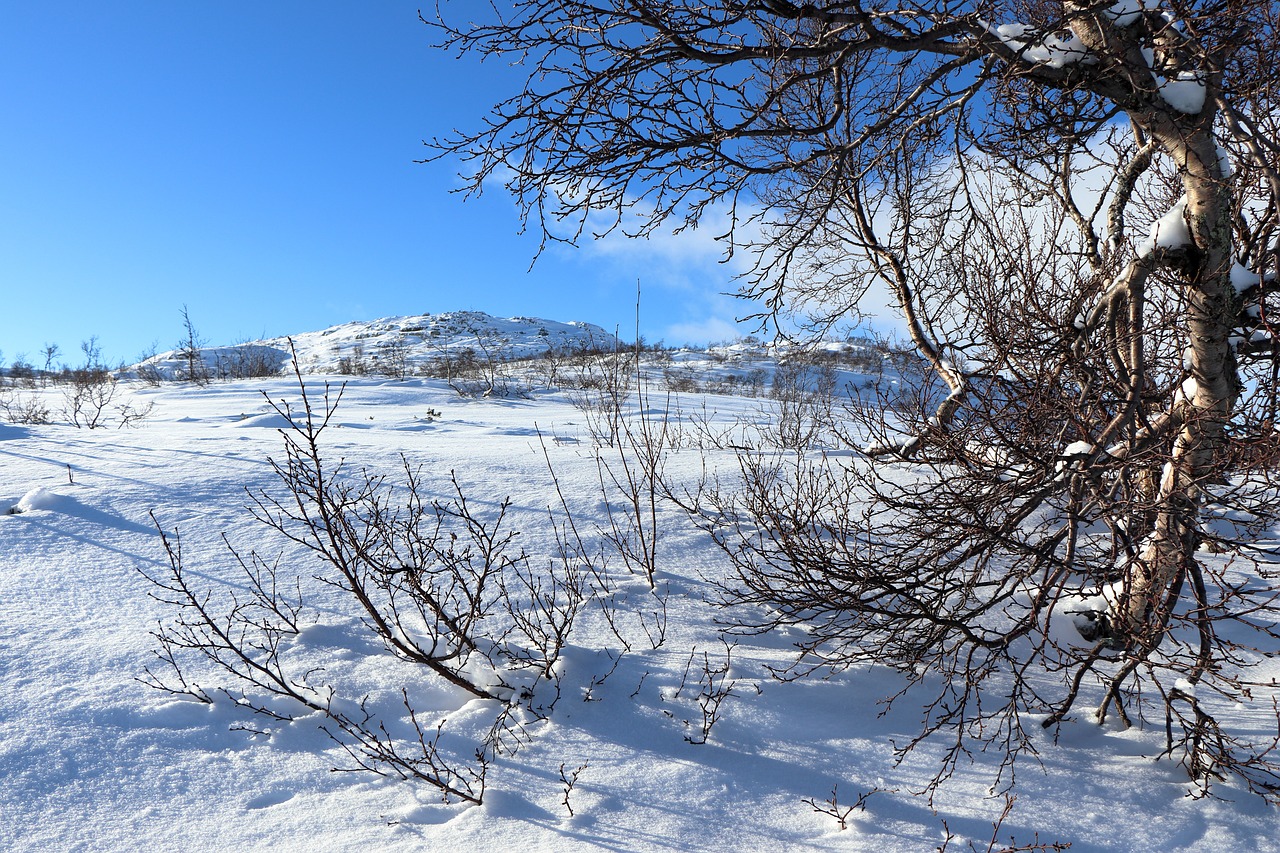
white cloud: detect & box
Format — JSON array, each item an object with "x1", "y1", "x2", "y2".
[{"x1": 662, "y1": 314, "x2": 746, "y2": 346}]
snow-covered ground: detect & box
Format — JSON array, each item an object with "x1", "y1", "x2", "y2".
[{"x1": 3, "y1": 356, "x2": 1278, "y2": 851}]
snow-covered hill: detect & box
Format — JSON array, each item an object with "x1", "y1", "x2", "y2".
[
  {"x1": 121, "y1": 311, "x2": 621, "y2": 382},
  {"x1": 114, "y1": 309, "x2": 921, "y2": 405},
  {"x1": 117, "y1": 307, "x2": 911, "y2": 386}
]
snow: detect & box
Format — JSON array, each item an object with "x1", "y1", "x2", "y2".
[
  {"x1": 11, "y1": 486, "x2": 61, "y2": 513},
  {"x1": 1217, "y1": 142, "x2": 1235, "y2": 178},
  {"x1": 121, "y1": 311, "x2": 619, "y2": 382},
  {"x1": 989, "y1": 22, "x2": 1093, "y2": 68},
  {"x1": 2, "y1": 322, "x2": 1279, "y2": 851},
  {"x1": 1233, "y1": 262, "x2": 1260, "y2": 294},
  {"x1": 1174, "y1": 375, "x2": 1200, "y2": 405},
  {"x1": 1158, "y1": 73, "x2": 1207, "y2": 114},
  {"x1": 1105, "y1": 0, "x2": 1146, "y2": 26},
  {"x1": 1136, "y1": 196, "x2": 1191, "y2": 258}
]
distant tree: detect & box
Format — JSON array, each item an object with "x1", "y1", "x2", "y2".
[
  {"x1": 177, "y1": 305, "x2": 209, "y2": 385},
  {"x1": 430, "y1": 1, "x2": 1280, "y2": 798},
  {"x1": 375, "y1": 336, "x2": 411, "y2": 380},
  {"x1": 40, "y1": 343, "x2": 59, "y2": 386},
  {"x1": 135, "y1": 341, "x2": 164, "y2": 387},
  {"x1": 337, "y1": 342, "x2": 369, "y2": 376},
  {"x1": 79, "y1": 336, "x2": 102, "y2": 372},
  {"x1": 9, "y1": 355, "x2": 36, "y2": 387}
]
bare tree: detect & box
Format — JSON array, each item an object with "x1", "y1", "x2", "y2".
[
  {"x1": 429, "y1": 1, "x2": 1280, "y2": 797},
  {"x1": 177, "y1": 304, "x2": 210, "y2": 385},
  {"x1": 40, "y1": 343, "x2": 59, "y2": 387}
]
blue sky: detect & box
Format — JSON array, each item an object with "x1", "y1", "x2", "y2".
[{"x1": 0, "y1": 3, "x2": 762, "y2": 368}]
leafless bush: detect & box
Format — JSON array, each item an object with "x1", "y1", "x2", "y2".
[
  {"x1": 531, "y1": 342, "x2": 567, "y2": 389},
  {"x1": 425, "y1": 326, "x2": 527, "y2": 397},
  {"x1": 938, "y1": 794, "x2": 1072, "y2": 853},
  {"x1": 141, "y1": 522, "x2": 490, "y2": 803},
  {"x1": 176, "y1": 305, "x2": 210, "y2": 386},
  {"x1": 39, "y1": 343, "x2": 60, "y2": 387},
  {"x1": 9, "y1": 356, "x2": 36, "y2": 388},
  {"x1": 135, "y1": 342, "x2": 165, "y2": 387},
  {"x1": 802, "y1": 785, "x2": 882, "y2": 832},
  {"x1": 665, "y1": 640, "x2": 750, "y2": 745},
  {"x1": 764, "y1": 361, "x2": 838, "y2": 451},
  {"x1": 336, "y1": 342, "x2": 369, "y2": 376},
  {"x1": 661, "y1": 366, "x2": 700, "y2": 394},
  {"x1": 115, "y1": 398, "x2": 155, "y2": 428},
  {"x1": 692, "y1": 431, "x2": 1280, "y2": 802},
  {"x1": 558, "y1": 760, "x2": 587, "y2": 817},
  {"x1": 0, "y1": 389, "x2": 51, "y2": 425},
  {"x1": 537, "y1": 428, "x2": 670, "y2": 653},
  {"x1": 567, "y1": 346, "x2": 633, "y2": 447},
  {"x1": 55, "y1": 369, "x2": 154, "y2": 429},
  {"x1": 62, "y1": 369, "x2": 118, "y2": 429},
  {"x1": 213, "y1": 344, "x2": 284, "y2": 380},
  {"x1": 593, "y1": 386, "x2": 678, "y2": 590},
  {"x1": 374, "y1": 336, "x2": 411, "y2": 380},
  {"x1": 139, "y1": 362, "x2": 591, "y2": 803}
]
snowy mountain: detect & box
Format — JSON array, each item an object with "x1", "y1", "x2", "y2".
[
  {"x1": 115, "y1": 309, "x2": 920, "y2": 404},
  {"x1": 121, "y1": 311, "x2": 621, "y2": 382}
]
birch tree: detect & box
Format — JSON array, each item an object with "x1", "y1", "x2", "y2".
[{"x1": 430, "y1": 1, "x2": 1280, "y2": 796}]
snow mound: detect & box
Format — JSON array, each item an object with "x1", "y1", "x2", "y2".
[{"x1": 12, "y1": 487, "x2": 62, "y2": 514}]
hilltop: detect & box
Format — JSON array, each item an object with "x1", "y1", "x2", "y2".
[{"x1": 115, "y1": 309, "x2": 918, "y2": 401}]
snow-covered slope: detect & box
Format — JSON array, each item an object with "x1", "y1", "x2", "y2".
[
  {"x1": 2, "y1": 368, "x2": 1277, "y2": 852},
  {"x1": 122, "y1": 311, "x2": 619, "y2": 381},
  {"x1": 116, "y1": 310, "x2": 918, "y2": 403}
]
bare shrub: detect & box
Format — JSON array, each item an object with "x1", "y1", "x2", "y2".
[
  {"x1": 0, "y1": 389, "x2": 51, "y2": 425},
  {"x1": 9, "y1": 356, "x2": 36, "y2": 388},
  {"x1": 567, "y1": 343, "x2": 633, "y2": 447},
  {"x1": 39, "y1": 343, "x2": 60, "y2": 387},
  {"x1": 695, "y1": 439, "x2": 1280, "y2": 801},
  {"x1": 214, "y1": 344, "x2": 285, "y2": 380},
  {"x1": 670, "y1": 640, "x2": 746, "y2": 746},
  {"x1": 62, "y1": 369, "x2": 118, "y2": 429},
  {"x1": 593, "y1": 387, "x2": 676, "y2": 590},
  {"x1": 374, "y1": 336, "x2": 411, "y2": 380},
  {"x1": 135, "y1": 342, "x2": 165, "y2": 387},
  {"x1": 764, "y1": 360, "x2": 838, "y2": 451},
  {"x1": 61, "y1": 369, "x2": 153, "y2": 429},
  {"x1": 558, "y1": 760, "x2": 588, "y2": 817},
  {"x1": 336, "y1": 342, "x2": 369, "y2": 376},
  {"x1": 425, "y1": 326, "x2": 526, "y2": 397},
  {"x1": 142, "y1": 521, "x2": 491, "y2": 803},
  {"x1": 139, "y1": 361, "x2": 591, "y2": 803},
  {"x1": 802, "y1": 785, "x2": 882, "y2": 833}
]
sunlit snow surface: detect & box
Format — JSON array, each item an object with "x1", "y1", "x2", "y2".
[{"x1": 2, "y1": 370, "x2": 1279, "y2": 852}]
